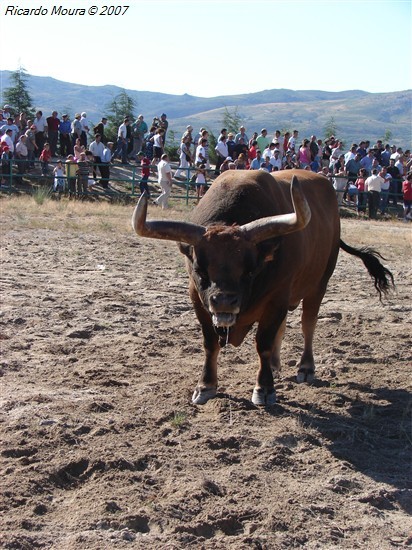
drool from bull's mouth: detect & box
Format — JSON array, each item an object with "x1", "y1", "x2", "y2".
[
  {"x1": 132, "y1": 171, "x2": 394, "y2": 407},
  {"x1": 212, "y1": 313, "x2": 237, "y2": 328}
]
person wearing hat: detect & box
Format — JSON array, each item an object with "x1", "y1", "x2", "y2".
[
  {"x1": 59, "y1": 114, "x2": 72, "y2": 156},
  {"x1": 70, "y1": 114, "x2": 83, "y2": 150},
  {"x1": 130, "y1": 115, "x2": 148, "y2": 160},
  {"x1": 46, "y1": 111, "x2": 60, "y2": 157}
]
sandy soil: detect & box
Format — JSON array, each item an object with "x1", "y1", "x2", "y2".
[{"x1": 0, "y1": 198, "x2": 411, "y2": 549}]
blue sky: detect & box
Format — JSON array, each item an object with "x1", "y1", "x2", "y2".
[{"x1": 1, "y1": 0, "x2": 411, "y2": 97}]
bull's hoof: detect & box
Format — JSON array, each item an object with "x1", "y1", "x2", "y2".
[
  {"x1": 192, "y1": 386, "x2": 217, "y2": 405},
  {"x1": 252, "y1": 387, "x2": 276, "y2": 406},
  {"x1": 296, "y1": 368, "x2": 315, "y2": 384}
]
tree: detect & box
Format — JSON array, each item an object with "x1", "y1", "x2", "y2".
[
  {"x1": 323, "y1": 116, "x2": 339, "y2": 140},
  {"x1": 3, "y1": 66, "x2": 35, "y2": 116},
  {"x1": 221, "y1": 106, "x2": 243, "y2": 134},
  {"x1": 105, "y1": 90, "x2": 137, "y2": 142}
]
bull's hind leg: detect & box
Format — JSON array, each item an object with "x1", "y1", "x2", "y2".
[
  {"x1": 253, "y1": 308, "x2": 288, "y2": 406},
  {"x1": 297, "y1": 290, "x2": 326, "y2": 383}
]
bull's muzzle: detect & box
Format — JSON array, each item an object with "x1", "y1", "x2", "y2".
[{"x1": 209, "y1": 292, "x2": 240, "y2": 327}]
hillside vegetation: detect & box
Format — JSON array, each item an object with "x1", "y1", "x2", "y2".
[{"x1": 1, "y1": 71, "x2": 411, "y2": 145}]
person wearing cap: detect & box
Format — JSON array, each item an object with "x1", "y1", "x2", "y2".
[
  {"x1": 130, "y1": 115, "x2": 148, "y2": 160},
  {"x1": 80, "y1": 112, "x2": 90, "y2": 147},
  {"x1": 59, "y1": 114, "x2": 72, "y2": 156},
  {"x1": 71, "y1": 114, "x2": 83, "y2": 150},
  {"x1": 46, "y1": 111, "x2": 60, "y2": 157},
  {"x1": 235, "y1": 126, "x2": 248, "y2": 145},
  {"x1": 3, "y1": 105, "x2": 11, "y2": 120}
]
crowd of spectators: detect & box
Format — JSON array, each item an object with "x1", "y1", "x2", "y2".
[{"x1": 0, "y1": 103, "x2": 411, "y2": 220}]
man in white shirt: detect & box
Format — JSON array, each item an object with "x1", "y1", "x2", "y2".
[
  {"x1": 269, "y1": 150, "x2": 282, "y2": 171},
  {"x1": 1, "y1": 129, "x2": 14, "y2": 153},
  {"x1": 214, "y1": 136, "x2": 228, "y2": 174},
  {"x1": 196, "y1": 138, "x2": 207, "y2": 166},
  {"x1": 34, "y1": 110, "x2": 47, "y2": 154},
  {"x1": 89, "y1": 133, "x2": 105, "y2": 180},
  {"x1": 365, "y1": 169, "x2": 384, "y2": 219},
  {"x1": 80, "y1": 112, "x2": 90, "y2": 147},
  {"x1": 113, "y1": 118, "x2": 130, "y2": 164},
  {"x1": 155, "y1": 153, "x2": 173, "y2": 209}
]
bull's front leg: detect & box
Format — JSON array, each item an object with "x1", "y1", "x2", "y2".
[
  {"x1": 253, "y1": 307, "x2": 288, "y2": 406},
  {"x1": 190, "y1": 287, "x2": 220, "y2": 405}
]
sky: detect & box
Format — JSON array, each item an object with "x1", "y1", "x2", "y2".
[{"x1": 0, "y1": 0, "x2": 411, "y2": 97}]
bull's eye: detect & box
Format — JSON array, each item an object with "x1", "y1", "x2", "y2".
[{"x1": 194, "y1": 263, "x2": 210, "y2": 289}]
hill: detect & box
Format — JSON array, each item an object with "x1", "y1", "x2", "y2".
[{"x1": 1, "y1": 71, "x2": 411, "y2": 145}]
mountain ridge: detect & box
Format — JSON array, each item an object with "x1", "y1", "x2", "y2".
[{"x1": 1, "y1": 71, "x2": 411, "y2": 145}]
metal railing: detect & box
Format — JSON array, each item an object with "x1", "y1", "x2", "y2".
[{"x1": 0, "y1": 158, "x2": 405, "y2": 214}]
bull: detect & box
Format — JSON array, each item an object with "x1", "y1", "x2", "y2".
[{"x1": 132, "y1": 169, "x2": 393, "y2": 406}]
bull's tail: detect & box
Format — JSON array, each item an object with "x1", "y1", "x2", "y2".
[{"x1": 339, "y1": 239, "x2": 395, "y2": 300}]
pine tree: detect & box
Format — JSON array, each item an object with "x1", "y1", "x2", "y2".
[
  {"x1": 3, "y1": 66, "x2": 35, "y2": 116},
  {"x1": 222, "y1": 106, "x2": 243, "y2": 134},
  {"x1": 105, "y1": 90, "x2": 137, "y2": 142}
]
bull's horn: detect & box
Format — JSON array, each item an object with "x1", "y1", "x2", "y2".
[
  {"x1": 131, "y1": 192, "x2": 206, "y2": 245},
  {"x1": 240, "y1": 175, "x2": 311, "y2": 243}
]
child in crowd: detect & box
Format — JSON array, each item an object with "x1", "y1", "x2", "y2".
[
  {"x1": 76, "y1": 152, "x2": 91, "y2": 196},
  {"x1": 53, "y1": 160, "x2": 66, "y2": 194},
  {"x1": 39, "y1": 143, "x2": 51, "y2": 175},
  {"x1": 195, "y1": 163, "x2": 207, "y2": 199},
  {"x1": 138, "y1": 151, "x2": 151, "y2": 197},
  {"x1": 355, "y1": 168, "x2": 368, "y2": 216},
  {"x1": 1, "y1": 145, "x2": 11, "y2": 183},
  {"x1": 65, "y1": 155, "x2": 78, "y2": 198}
]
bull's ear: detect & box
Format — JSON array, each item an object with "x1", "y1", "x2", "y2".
[
  {"x1": 178, "y1": 242, "x2": 194, "y2": 261},
  {"x1": 257, "y1": 240, "x2": 280, "y2": 263}
]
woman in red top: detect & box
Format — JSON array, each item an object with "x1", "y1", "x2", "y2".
[
  {"x1": 355, "y1": 168, "x2": 368, "y2": 216},
  {"x1": 402, "y1": 171, "x2": 412, "y2": 220}
]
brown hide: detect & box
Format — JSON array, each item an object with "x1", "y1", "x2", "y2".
[{"x1": 186, "y1": 169, "x2": 340, "y2": 345}]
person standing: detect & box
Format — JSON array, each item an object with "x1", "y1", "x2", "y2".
[
  {"x1": 130, "y1": 115, "x2": 148, "y2": 160},
  {"x1": 93, "y1": 117, "x2": 108, "y2": 144},
  {"x1": 365, "y1": 169, "x2": 384, "y2": 219},
  {"x1": 155, "y1": 153, "x2": 173, "y2": 209},
  {"x1": 71, "y1": 114, "x2": 83, "y2": 151},
  {"x1": 100, "y1": 142, "x2": 113, "y2": 189},
  {"x1": 80, "y1": 112, "x2": 90, "y2": 147},
  {"x1": 59, "y1": 114, "x2": 72, "y2": 156},
  {"x1": 113, "y1": 118, "x2": 130, "y2": 164},
  {"x1": 46, "y1": 111, "x2": 60, "y2": 156},
  {"x1": 33, "y1": 111, "x2": 47, "y2": 156},
  {"x1": 89, "y1": 133, "x2": 105, "y2": 180}
]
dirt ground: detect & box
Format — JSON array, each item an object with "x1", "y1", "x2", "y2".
[{"x1": 0, "y1": 197, "x2": 411, "y2": 549}]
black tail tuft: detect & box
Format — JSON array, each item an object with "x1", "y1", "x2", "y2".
[{"x1": 340, "y1": 239, "x2": 395, "y2": 301}]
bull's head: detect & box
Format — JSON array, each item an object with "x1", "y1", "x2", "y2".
[{"x1": 132, "y1": 176, "x2": 311, "y2": 328}]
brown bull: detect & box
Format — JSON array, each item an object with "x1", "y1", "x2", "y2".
[{"x1": 132, "y1": 169, "x2": 393, "y2": 406}]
